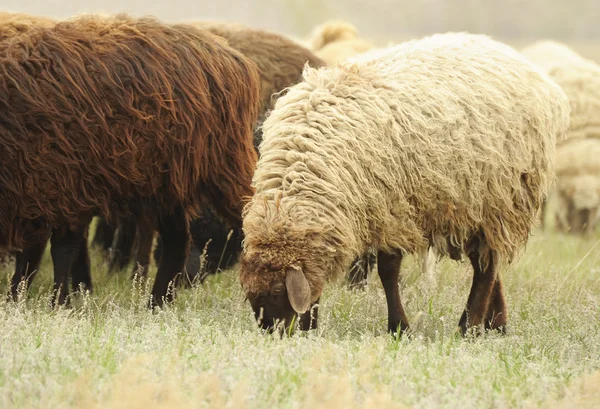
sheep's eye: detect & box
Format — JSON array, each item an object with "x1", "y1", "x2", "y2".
[{"x1": 272, "y1": 283, "x2": 285, "y2": 295}]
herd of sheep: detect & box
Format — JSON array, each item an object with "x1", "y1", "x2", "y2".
[{"x1": 0, "y1": 11, "x2": 597, "y2": 336}]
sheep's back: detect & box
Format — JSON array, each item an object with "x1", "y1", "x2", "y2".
[{"x1": 256, "y1": 32, "x2": 570, "y2": 265}]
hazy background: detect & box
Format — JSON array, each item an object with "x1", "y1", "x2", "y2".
[{"x1": 4, "y1": 1, "x2": 600, "y2": 51}]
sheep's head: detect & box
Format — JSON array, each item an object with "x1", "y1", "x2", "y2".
[
  {"x1": 242, "y1": 261, "x2": 313, "y2": 333},
  {"x1": 240, "y1": 198, "x2": 338, "y2": 332}
]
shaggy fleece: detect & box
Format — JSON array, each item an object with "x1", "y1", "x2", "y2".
[{"x1": 241, "y1": 32, "x2": 570, "y2": 300}]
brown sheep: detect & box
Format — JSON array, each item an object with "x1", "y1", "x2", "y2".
[
  {"x1": 0, "y1": 14, "x2": 260, "y2": 305},
  {"x1": 102, "y1": 22, "x2": 328, "y2": 280}
]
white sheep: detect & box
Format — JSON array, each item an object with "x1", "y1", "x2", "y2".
[
  {"x1": 307, "y1": 20, "x2": 374, "y2": 66},
  {"x1": 522, "y1": 41, "x2": 600, "y2": 232},
  {"x1": 240, "y1": 32, "x2": 570, "y2": 336}
]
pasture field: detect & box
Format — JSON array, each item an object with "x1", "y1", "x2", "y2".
[{"x1": 0, "y1": 218, "x2": 599, "y2": 409}]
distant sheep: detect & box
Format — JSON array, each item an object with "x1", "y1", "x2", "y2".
[
  {"x1": 0, "y1": 12, "x2": 55, "y2": 41},
  {"x1": 554, "y1": 138, "x2": 600, "y2": 235},
  {"x1": 522, "y1": 41, "x2": 600, "y2": 140},
  {"x1": 0, "y1": 14, "x2": 260, "y2": 305},
  {"x1": 307, "y1": 20, "x2": 374, "y2": 66},
  {"x1": 240, "y1": 32, "x2": 570, "y2": 335},
  {"x1": 522, "y1": 41, "x2": 600, "y2": 231}
]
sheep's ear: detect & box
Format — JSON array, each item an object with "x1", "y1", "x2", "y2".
[{"x1": 285, "y1": 266, "x2": 311, "y2": 314}]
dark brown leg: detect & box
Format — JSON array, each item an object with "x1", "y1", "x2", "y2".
[
  {"x1": 458, "y1": 237, "x2": 498, "y2": 336},
  {"x1": 150, "y1": 207, "x2": 190, "y2": 308},
  {"x1": 539, "y1": 199, "x2": 547, "y2": 230},
  {"x1": 299, "y1": 298, "x2": 320, "y2": 331},
  {"x1": 377, "y1": 250, "x2": 409, "y2": 335},
  {"x1": 484, "y1": 278, "x2": 507, "y2": 333},
  {"x1": 130, "y1": 212, "x2": 155, "y2": 280},
  {"x1": 184, "y1": 245, "x2": 202, "y2": 285},
  {"x1": 91, "y1": 217, "x2": 116, "y2": 252},
  {"x1": 50, "y1": 226, "x2": 86, "y2": 306},
  {"x1": 70, "y1": 228, "x2": 92, "y2": 293},
  {"x1": 108, "y1": 216, "x2": 137, "y2": 273},
  {"x1": 10, "y1": 232, "x2": 50, "y2": 300}
]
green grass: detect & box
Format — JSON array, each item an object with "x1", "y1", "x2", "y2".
[{"x1": 0, "y1": 221, "x2": 599, "y2": 409}]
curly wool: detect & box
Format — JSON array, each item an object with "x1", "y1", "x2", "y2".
[
  {"x1": 522, "y1": 41, "x2": 600, "y2": 140},
  {"x1": 241, "y1": 32, "x2": 570, "y2": 298},
  {"x1": 0, "y1": 14, "x2": 260, "y2": 251}
]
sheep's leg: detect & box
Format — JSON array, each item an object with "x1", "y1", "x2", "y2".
[
  {"x1": 184, "y1": 245, "x2": 202, "y2": 285},
  {"x1": 347, "y1": 255, "x2": 370, "y2": 290},
  {"x1": 299, "y1": 298, "x2": 320, "y2": 331},
  {"x1": 539, "y1": 199, "x2": 547, "y2": 230},
  {"x1": 70, "y1": 228, "x2": 92, "y2": 294},
  {"x1": 10, "y1": 233, "x2": 50, "y2": 300},
  {"x1": 484, "y1": 278, "x2": 507, "y2": 333},
  {"x1": 50, "y1": 227, "x2": 86, "y2": 306},
  {"x1": 108, "y1": 216, "x2": 137, "y2": 273},
  {"x1": 377, "y1": 250, "x2": 409, "y2": 335},
  {"x1": 458, "y1": 240, "x2": 497, "y2": 336},
  {"x1": 91, "y1": 217, "x2": 116, "y2": 252},
  {"x1": 150, "y1": 207, "x2": 190, "y2": 308},
  {"x1": 130, "y1": 212, "x2": 155, "y2": 280}
]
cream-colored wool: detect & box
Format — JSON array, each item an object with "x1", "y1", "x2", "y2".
[
  {"x1": 241, "y1": 32, "x2": 570, "y2": 300},
  {"x1": 307, "y1": 20, "x2": 374, "y2": 66},
  {"x1": 0, "y1": 12, "x2": 55, "y2": 41},
  {"x1": 308, "y1": 20, "x2": 360, "y2": 51},
  {"x1": 554, "y1": 138, "x2": 600, "y2": 233},
  {"x1": 315, "y1": 38, "x2": 374, "y2": 66},
  {"x1": 522, "y1": 41, "x2": 600, "y2": 140}
]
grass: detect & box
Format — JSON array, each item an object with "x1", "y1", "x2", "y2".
[{"x1": 0, "y1": 220, "x2": 599, "y2": 409}]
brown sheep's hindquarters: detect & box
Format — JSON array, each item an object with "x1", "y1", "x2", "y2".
[
  {"x1": 377, "y1": 251, "x2": 410, "y2": 336},
  {"x1": 149, "y1": 207, "x2": 190, "y2": 308}
]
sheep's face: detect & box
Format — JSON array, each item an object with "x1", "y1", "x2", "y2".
[
  {"x1": 247, "y1": 279, "x2": 296, "y2": 332},
  {"x1": 242, "y1": 263, "x2": 313, "y2": 333}
]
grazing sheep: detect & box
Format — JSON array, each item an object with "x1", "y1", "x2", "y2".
[
  {"x1": 0, "y1": 14, "x2": 260, "y2": 305},
  {"x1": 522, "y1": 41, "x2": 600, "y2": 141},
  {"x1": 240, "y1": 32, "x2": 570, "y2": 335},
  {"x1": 307, "y1": 20, "x2": 374, "y2": 66},
  {"x1": 522, "y1": 41, "x2": 600, "y2": 231},
  {"x1": 554, "y1": 138, "x2": 600, "y2": 235}
]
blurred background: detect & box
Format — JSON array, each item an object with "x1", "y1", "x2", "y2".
[{"x1": 4, "y1": 0, "x2": 600, "y2": 57}]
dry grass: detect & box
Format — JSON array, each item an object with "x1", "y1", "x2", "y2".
[{"x1": 0, "y1": 218, "x2": 599, "y2": 409}]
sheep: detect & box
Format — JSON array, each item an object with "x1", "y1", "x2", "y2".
[
  {"x1": 239, "y1": 32, "x2": 570, "y2": 335},
  {"x1": 522, "y1": 41, "x2": 600, "y2": 141},
  {"x1": 554, "y1": 138, "x2": 600, "y2": 235},
  {"x1": 307, "y1": 20, "x2": 374, "y2": 66},
  {"x1": 99, "y1": 22, "x2": 326, "y2": 282},
  {"x1": 522, "y1": 41, "x2": 600, "y2": 231},
  {"x1": 0, "y1": 14, "x2": 260, "y2": 306}
]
